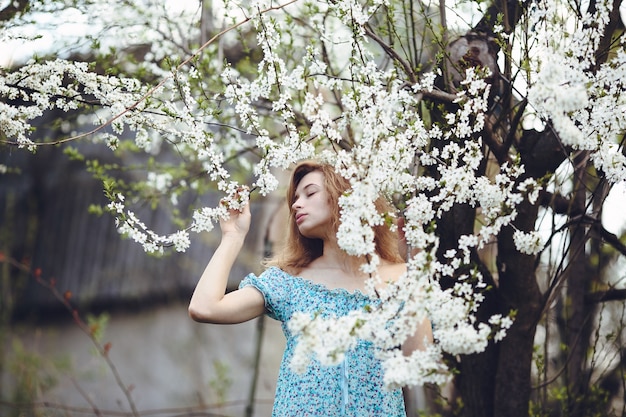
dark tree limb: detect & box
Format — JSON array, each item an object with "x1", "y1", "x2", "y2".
[
  {"x1": 585, "y1": 288, "x2": 626, "y2": 303},
  {"x1": 494, "y1": 200, "x2": 543, "y2": 417},
  {"x1": 592, "y1": 0, "x2": 626, "y2": 68},
  {"x1": 539, "y1": 190, "x2": 573, "y2": 215},
  {"x1": 518, "y1": 128, "x2": 568, "y2": 178},
  {"x1": 590, "y1": 220, "x2": 626, "y2": 258},
  {"x1": 474, "y1": 0, "x2": 526, "y2": 35}
]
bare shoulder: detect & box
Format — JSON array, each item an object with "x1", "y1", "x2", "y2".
[{"x1": 378, "y1": 261, "x2": 407, "y2": 283}]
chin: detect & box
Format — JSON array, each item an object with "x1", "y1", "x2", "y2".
[{"x1": 298, "y1": 228, "x2": 320, "y2": 240}]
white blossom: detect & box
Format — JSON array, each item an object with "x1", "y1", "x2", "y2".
[
  {"x1": 513, "y1": 230, "x2": 545, "y2": 255},
  {"x1": 169, "y1": 230, "x2": 191, "y2": 252}
]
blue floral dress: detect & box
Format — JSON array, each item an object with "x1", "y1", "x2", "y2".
[{"x1": 239, "y1": 266, "x2": 406, "y2": 417}]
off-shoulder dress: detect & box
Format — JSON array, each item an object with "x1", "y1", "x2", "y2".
[{"x1": 239, "y1": 266, "x2": 406, "y2": 417}]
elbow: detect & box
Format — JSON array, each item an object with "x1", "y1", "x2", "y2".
[
  {"x1": 188, "y1": 304, "x2": 203, "y2": 322},
  {"x1": 188, "y1": 303, "x2": 213, "y2": 323}
]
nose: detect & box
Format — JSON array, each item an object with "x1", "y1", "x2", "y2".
[{"x1": 291, "y1": 197, "x2": 302, "y2": 211}]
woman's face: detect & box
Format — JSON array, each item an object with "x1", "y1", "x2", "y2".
[{"x1": 291, "y1": 171, "x2": 333, "y2": 239}]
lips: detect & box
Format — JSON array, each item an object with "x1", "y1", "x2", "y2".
[{"x1": 295, "y1": 213, "x2": 307, "y2": 224}]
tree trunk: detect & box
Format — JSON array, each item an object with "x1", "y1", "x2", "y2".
[
  {"x1": 435, "y1": 201, "x2": 503, "y2": 417},
  {"x1": 493, "y1": 200, "x2": 543, "y2": 417},
  {"x1": 457, "y1": 331, "x2": 500, "y2": 417},
  {"x1": 563, "y1": 154, "x2": 606, "y2": 416}
]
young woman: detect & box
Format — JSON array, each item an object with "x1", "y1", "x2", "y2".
[{"x1": 188, "y1": 160, "x2": 432, "y2": 416}]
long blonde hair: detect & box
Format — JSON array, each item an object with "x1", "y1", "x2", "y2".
[{"x1": 265, "y1": 161, "x2": 403, "y2": 273}]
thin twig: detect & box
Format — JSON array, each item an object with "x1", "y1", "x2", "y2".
[{"x1": 1, "y1": 254, "x2": 140, "y2": 417}]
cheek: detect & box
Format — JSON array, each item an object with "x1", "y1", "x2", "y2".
[{"x1": 326, "y1": 198, "x2": 336, "y2": 215}]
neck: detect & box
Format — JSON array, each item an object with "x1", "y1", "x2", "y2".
[{"x1": 319, "y1": 237, "x2": 365, "y2": 274}]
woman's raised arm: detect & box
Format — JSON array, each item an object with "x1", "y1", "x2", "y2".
[{"x1": 188, "y1": 202, "x2": 266, "y2": 324}]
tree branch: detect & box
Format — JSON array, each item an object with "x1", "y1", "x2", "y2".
[
  {"x1": 539, "y1": 190, "x2": 574, "y2": 215},
  {"x1": 483, "y1": 113, "x2": 511, "y2": 165},
  {"x1": 539, "y1": 189, "x2": 626, "y2": 258},
  {"x1": 585, "y1": 288, "x2": 626, "y2": 303},
  {"x1": 593, "y1": 0, "x2": 625, "y2": 68},
  {"x1": 474, "y1": 0, "x2": 525, "y2": 35},
  {"x1": 363, "y1": 23, "x2": 417, "y2": 84},
  {"x1": 420, "y1": 88, "x2": 458, "y2": 103},
  {"x1": 591, "y1": 221, "x2": 626, "y2": 257}
]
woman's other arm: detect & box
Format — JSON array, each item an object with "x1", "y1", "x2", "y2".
[
  {"x1": 188, "y1": 202, "x2": 265, "y2": 324},
  {"x1": 381, "y1": 262, "x2": 433, "y2": 354},
  {"x1": 402, "y1": 317, "x2": 434, "y2": 355}
]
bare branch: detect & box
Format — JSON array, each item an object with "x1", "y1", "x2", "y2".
[
  {"x1": 1, "y1": 254, "x2": 141, "y2": 417},
  {"x1": 539, "y1": 188, "x2": 626, "y2": 258},
  {"x1": 539, "y1": 190, "x2": 575, "y2": 215},
  {"x1": 591, "y1": 221, "x2": 626, "y2": 257},
  {"x1": 411, "y1": 86, "x2": 457, "y2": 103},
  {"x1": 585, "y1": 288, "x2": 626, "y2": 303},
  {"x1": 363, "y1": 23, "x2": 417, "y2": 84}
]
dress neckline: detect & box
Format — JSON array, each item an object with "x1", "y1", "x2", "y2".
[{"x1": 270, "y1": 266, "x2": 373, "y2": 298}]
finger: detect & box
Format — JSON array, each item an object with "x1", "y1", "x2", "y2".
[
  {"x1": 239, "y1": 200, "x2": 251, "y2": 215},
  {"x1": 220, "y1": 185, "x2": 250, "y2": 212}
]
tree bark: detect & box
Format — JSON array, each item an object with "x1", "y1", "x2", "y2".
[
  {"x1": 563, "y1": 154, "x2": 594, "y2": 416},
  {"x1": 436, "y1": 201, "x2": 502, "y2": 417},
  {"x1": 493, "y1": 199, "x2": 543, "y2": 417}
]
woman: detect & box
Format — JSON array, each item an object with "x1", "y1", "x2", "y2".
[{"x1": 188, "y1": 160, "x2": 432, "y2": 416}]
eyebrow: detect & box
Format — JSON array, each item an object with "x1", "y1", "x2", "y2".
[{"x1": 294, "y1": 183, "x2": 319, "y2": 198}]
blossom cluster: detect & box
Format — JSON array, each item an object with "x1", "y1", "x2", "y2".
[
  {"x1": 107, "y1": 193, "x2": 191, "y2": 253},
  {"x1": 527, "y1": 0, "x2": 626, "y2": 184}
]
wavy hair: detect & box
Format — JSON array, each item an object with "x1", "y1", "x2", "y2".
[{"x1": 265, "y1": 161, "x2": 403, "y2": 273}]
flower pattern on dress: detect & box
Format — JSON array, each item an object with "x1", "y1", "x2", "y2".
[{"x1": 239, "y1": 266, "x2": 406, "y2": 417}]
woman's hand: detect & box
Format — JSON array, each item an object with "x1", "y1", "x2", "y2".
[
  {"x1": 219, "y1": 187, "x2": 252, "y2": 238},
  {"x1": 220, "y1": 201, "x2": 251, "y2": 238}
]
